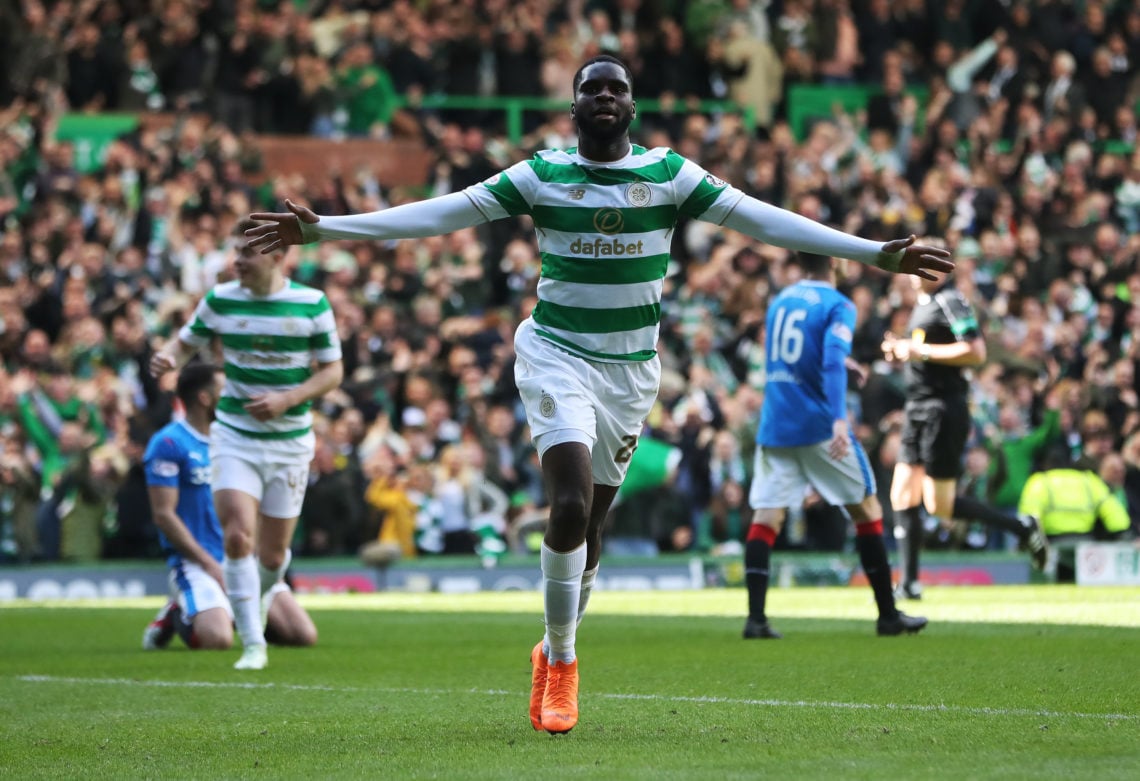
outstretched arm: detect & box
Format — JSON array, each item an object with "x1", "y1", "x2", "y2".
[
  {"x1": 245, "y1": 192, "x2": 487, "y2": 253},
  {"x1": 720, "y1": 196, "x2": 953, "y2": 279}
]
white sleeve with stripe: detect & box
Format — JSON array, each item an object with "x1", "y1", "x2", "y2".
[
  {"x1": 312, "y1": 300, "x2": 343, "y2": 363},
  {"x1": 303, "y1": 191, "x2": 489, "y2": 242},
  {"x1": 718, "y1": 194, "x2": 891, "y2": 267},
  {"x1": 178, "y1": 297, "x2": 214, "y2": 349},
  {"x1": 461, "y1": 160, "x2": 538, "y2": 220}
]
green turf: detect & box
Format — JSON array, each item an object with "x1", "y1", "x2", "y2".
[{"x1": 1, "y1": 587, "x2": 1137, "y2": 780}]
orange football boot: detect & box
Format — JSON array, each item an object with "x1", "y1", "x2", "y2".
[
  {"x1": 529, "y1": 641, "x2": 547, "y2": 730},
  {"x1": 540, "y1": 658, "x2": 579, "y2": 734}
]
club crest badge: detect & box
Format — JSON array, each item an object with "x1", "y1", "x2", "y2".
[
  {"x1": 626, "y1": 182, "x2": 652, "y2": 207},
  {"x1": 539, "y1": 392, "x2": 557, "y2": 418}
]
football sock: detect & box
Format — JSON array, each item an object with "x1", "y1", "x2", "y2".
[
  {"x1": 855, "y1": 520, "x2": 898, "y2": 619},
  {"x1": 541, "y1": 542, "x2": 586, "y2": 665},
  {"x1": 952, "y1": 495, "x2": 1029, "y2": 538},
  {"x1": 224, "y1": 554, "x2": 265, "y2": 648},
  {"x1": 744, "y1": 524, "x2": 776, "y2": 622},
  {"x1": 895, "y1": 506, "x2": 923, "y2": 585},
  {"x1": 576, "y1": 565, "x2": 598, "y2": 626},
  {"x1": 258, "y1": 548, "x2": 292, "y2": 595}
]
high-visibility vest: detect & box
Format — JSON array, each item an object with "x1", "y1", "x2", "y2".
[{"x1": 1018, "y1": 469, "x2": 1132, "y2": 537}]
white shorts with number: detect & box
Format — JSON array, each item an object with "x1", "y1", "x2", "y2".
[
  {"x1": 514, "y1": 321, "x2": 660, "y2": 487},
  {"x1": 210, "y1": 426, "x2": 311, "y2": 519},
  {"x1": 170, "y1": 560, "x2": 233, "y2": 621},
  {"x1": 749, "y1": 440, "x2": 876, "y2": 509}
]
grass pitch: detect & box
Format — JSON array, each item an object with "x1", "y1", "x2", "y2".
[{"x1": 2, "y1": 586, "x2": 1137, "y2": 780}]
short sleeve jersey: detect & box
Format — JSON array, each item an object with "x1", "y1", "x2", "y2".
[
  {"x1": 758, "y1": 281, "x2": 857, "y2": 447},
  {"x1": 179, "y1": 280, "x2": 342, "y2": 453},
  {"x1": 463, "y1": 145, "x2": 744, "y2": 363},
  {"x1": 905, "y1": 286, "x2": 980, "y2": 401},
  {"x1": 143, "y1": 420, "x2": 222, "y2": 568}
]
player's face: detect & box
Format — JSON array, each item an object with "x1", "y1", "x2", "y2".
[
  {"x1": 232, "y1": 236, "x2": 279, "y2": 290},
  {"x1": 204, "y1": 372, "x2": 225, "y2": 421},
  {"x1": 572, "y1": 62, "x2": 636, "y2": 142}
]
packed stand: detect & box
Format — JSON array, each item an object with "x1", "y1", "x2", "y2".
[{"x1": 2, "y1": 0, "x2": 1139, "y2": 565}]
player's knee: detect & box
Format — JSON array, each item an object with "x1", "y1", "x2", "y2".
[
  {"x1": 548, "y1": 491, "x2": 590, "y2": 527},
  {"x1": 259, "y1": 550, "x2": 287, "y2": 571},
  {"x1": 849, "y1": 496, "x2": 881, "y2": 524},
  {"x1": 224, "y1": 528, "x2": 254, "y2": 557},
  {"x1": 195, "y1": 625, "x2": 234, "y2": 650},
  {"x1": 270, "y1": 621, "x2": 318, "y2": 647},
  {"x1": 585, "y1": 523, "x2": 605, "y2": 553},
  {"x1": 295, "y1": 623, "x2": 318, "y2": 647},
  {"x1": 753, "y1": 508, "x2": 785, "y2": 533}
]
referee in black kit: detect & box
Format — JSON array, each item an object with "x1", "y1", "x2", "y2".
[{"x1": 881, "y1": 253, "x2": 1048, "y2": 599}]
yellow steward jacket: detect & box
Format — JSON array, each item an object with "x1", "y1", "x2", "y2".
[
  {"x1": 1018, "y1": 469, "x2": 1131, "y2": 537},
  {"x1": 365, "y1": 477, "x2": 419, "y2": 558}
]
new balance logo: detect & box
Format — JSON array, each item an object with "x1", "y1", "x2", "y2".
[{"x1": 567, "y1": 189, "x2": 585, "y2": 200}]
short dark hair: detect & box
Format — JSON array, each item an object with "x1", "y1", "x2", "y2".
[
  {"x1": 793, "y1": 252, "x2": 832, "y2": 277},
  {"x1": 176, "y1": 362, "x2": 221, "y2": 408},
  {"x1": 232, "y1": 218, "x2": 259, "y2": 236},
  {"x1": 572, "y1": 55, "x2": 634, "y2": 94},
  {"x1": 1042, "y1": 448, "x2": 1075, "y2": 472}
]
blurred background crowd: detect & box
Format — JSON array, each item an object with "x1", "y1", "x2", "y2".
[{"x1": 3, "y1": 0, "x2": 1140, "y2": 566}]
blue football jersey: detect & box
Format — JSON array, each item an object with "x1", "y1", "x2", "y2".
[
  {"x1": 143, "y1": 420, "x2": 222, "y2": 568},
  {"x1": 758, "y1": 281, "x2": 856, "y2": 447}
]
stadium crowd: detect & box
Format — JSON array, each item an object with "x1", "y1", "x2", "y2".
[{"x1": 2, "y1": 0, "x2": 1140, "y2": 565}]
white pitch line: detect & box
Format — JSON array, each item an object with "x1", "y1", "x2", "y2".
[{"x1": 13, "y1": 675, "x2": 1137, "y2": 722}]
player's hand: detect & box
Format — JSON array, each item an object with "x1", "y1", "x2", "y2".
[
  {"x1": 880, "y1": 235, "x2": 954, "y2": 281},
  {"x1": 1044, "y1": 384, "x2": 1063, "y2": 411},
  {"x1": 845, "y1": 357, "x2": 869, "y2": 388},
  {"x1": 891, "y1": 339, "x2": 914, "y2": 362},
  {"x1": 150, "y1": 352, "x2": 177, "y2": 378},
  {"x1": 203, "y1": 558, "x2": 226, "y2": 591},
  {"x1": 880, "y1": 332, "x2": 899, "y2": 361},
  {"x1": 828, "y1": 420, "x2": 850, "y2": 461},
  {"x1": 9, "y1": 369, "x2": 36, "y2": 395},
  {"x1": 244, "y1": 391, "x2": 293, "y2": 421},
  {"x1": 245, "y1": 200, "x2": 320, "y2": 254}
]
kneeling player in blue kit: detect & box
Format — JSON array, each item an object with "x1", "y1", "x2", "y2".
[{"x1": 141, "y1": 363, "x2": 316, "y2": 653}]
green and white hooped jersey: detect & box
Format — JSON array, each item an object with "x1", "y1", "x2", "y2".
[
  {"x1": 465, "y1": 145, "x2": 744, "y2": 362},
  {"x1": 179, "y1": 280, "x2": 342, "y2": 452}
]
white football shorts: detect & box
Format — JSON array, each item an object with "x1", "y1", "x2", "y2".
[
  {"x1": 749, "y1": 439, "x2": 876, "y2": 509},
  {"x1": 514, "y1": 321, "x2": 660, "y2": 487},
  {"x1": 170, "y1": 560, "x2": 233, "y2": 620},
  {"x1": 211, "y1": 431, "x2": 311, "y2": 519}
]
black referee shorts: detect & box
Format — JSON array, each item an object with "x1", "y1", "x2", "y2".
[{"x1": 898, "y1": 397, "x2": 970, "y2": 479}]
